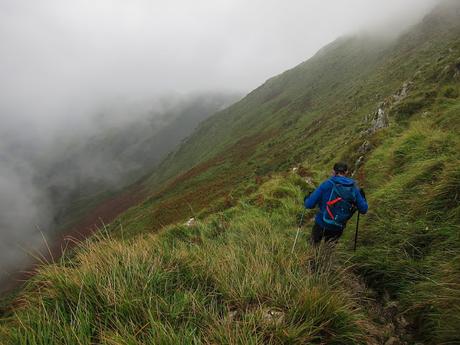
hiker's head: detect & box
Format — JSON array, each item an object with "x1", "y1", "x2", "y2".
[{"x1": 333, "y1": 162, "x2": 348, "y2": 176}]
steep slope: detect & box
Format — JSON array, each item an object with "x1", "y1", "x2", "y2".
[{"x1": 1, "y1": 1, "x2": 460, "y2": 344}]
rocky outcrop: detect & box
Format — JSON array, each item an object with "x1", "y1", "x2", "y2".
[
  {"x1": 185, "y1": 217, "x2": 196, "y2": 227},
  {"x1": 362, "y1": 81, "x2": 413, "y2": 136},
  {"x1": 369, "y1": 107, "x2": 389, "y2": 134},
  {"x1": 358, "y1": 140, "x2": 372, "y2": 155},
  {"x1": 392, "y1": 81, "x2": 413, "y2": 102},
  {"x1": 354, "y1": 81, "x2": 414, "y2": 172}
]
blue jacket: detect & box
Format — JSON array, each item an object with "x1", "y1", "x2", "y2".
[{"x1": 304, "y1": 176, "x2": 368, "y2": 231}]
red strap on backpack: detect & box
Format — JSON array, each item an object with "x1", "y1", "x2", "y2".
[{"x1": 326, "y1": 197, "x2": 342, "y2": 219}]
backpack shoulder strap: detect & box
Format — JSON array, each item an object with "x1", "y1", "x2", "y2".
[{"x1": 328, "y1": 179, "x2": 343, "y2": 198}]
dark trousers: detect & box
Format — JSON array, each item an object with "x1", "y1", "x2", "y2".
[{"x1": 311, "y1": 223, "x2": 343, "y2": 245}]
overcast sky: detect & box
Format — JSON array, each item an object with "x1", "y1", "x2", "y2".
[{"x1": 0, "y1": 0, "x2": 440, "y2": 132}]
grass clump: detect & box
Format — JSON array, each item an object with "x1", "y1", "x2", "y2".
[{"x1": 423, "y1": 162, "x2": 460, "y2": 222}]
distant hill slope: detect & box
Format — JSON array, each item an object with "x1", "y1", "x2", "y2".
[{"x1": 1, "y1": 1, "x2": 459, "y2": 344}]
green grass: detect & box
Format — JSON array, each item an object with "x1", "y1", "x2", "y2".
[
  {"x1": 0, "y1": 175, "x2": 379, "y2": 344},
  {"x1": 2, "y1": 2, "x2": 460, "y2": 344}
]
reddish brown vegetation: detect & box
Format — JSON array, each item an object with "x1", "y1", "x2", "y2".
[
  {"x1": 59, "y1": 183, "x2": 146, "y2": 243},
  {"x1": 139, "y1": 131, "x2": 278, "y2": 230}
]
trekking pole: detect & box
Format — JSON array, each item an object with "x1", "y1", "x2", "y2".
[
  {"x1": 291, "y1": 209, "x2": 306, "y2": 254},
  {"x1": 353, "y1": 212, "x2": 360, "y2": 252}
]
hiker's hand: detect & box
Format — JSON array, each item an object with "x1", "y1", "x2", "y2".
[{"x1": 360, "y1": 188, "x2": 366, "y2": 199}]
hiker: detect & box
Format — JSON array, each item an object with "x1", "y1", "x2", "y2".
[{"x1": 304, "y1": 162, "x2": 368, "y2": 245}]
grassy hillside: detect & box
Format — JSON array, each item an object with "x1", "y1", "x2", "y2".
[{"x1": 1, "y1": 1, "x2": 460, "y2": 344}]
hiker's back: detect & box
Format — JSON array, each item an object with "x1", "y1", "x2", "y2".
[
  {"x1": 305, "y1": 175, "x2": 367, "y2": 231},
  {"x1": 322, "y1": 178, "x2": 357, "y2": 228},
  {"x1": 304, "y1": 162, "x2": 368, "y2": 245}
]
